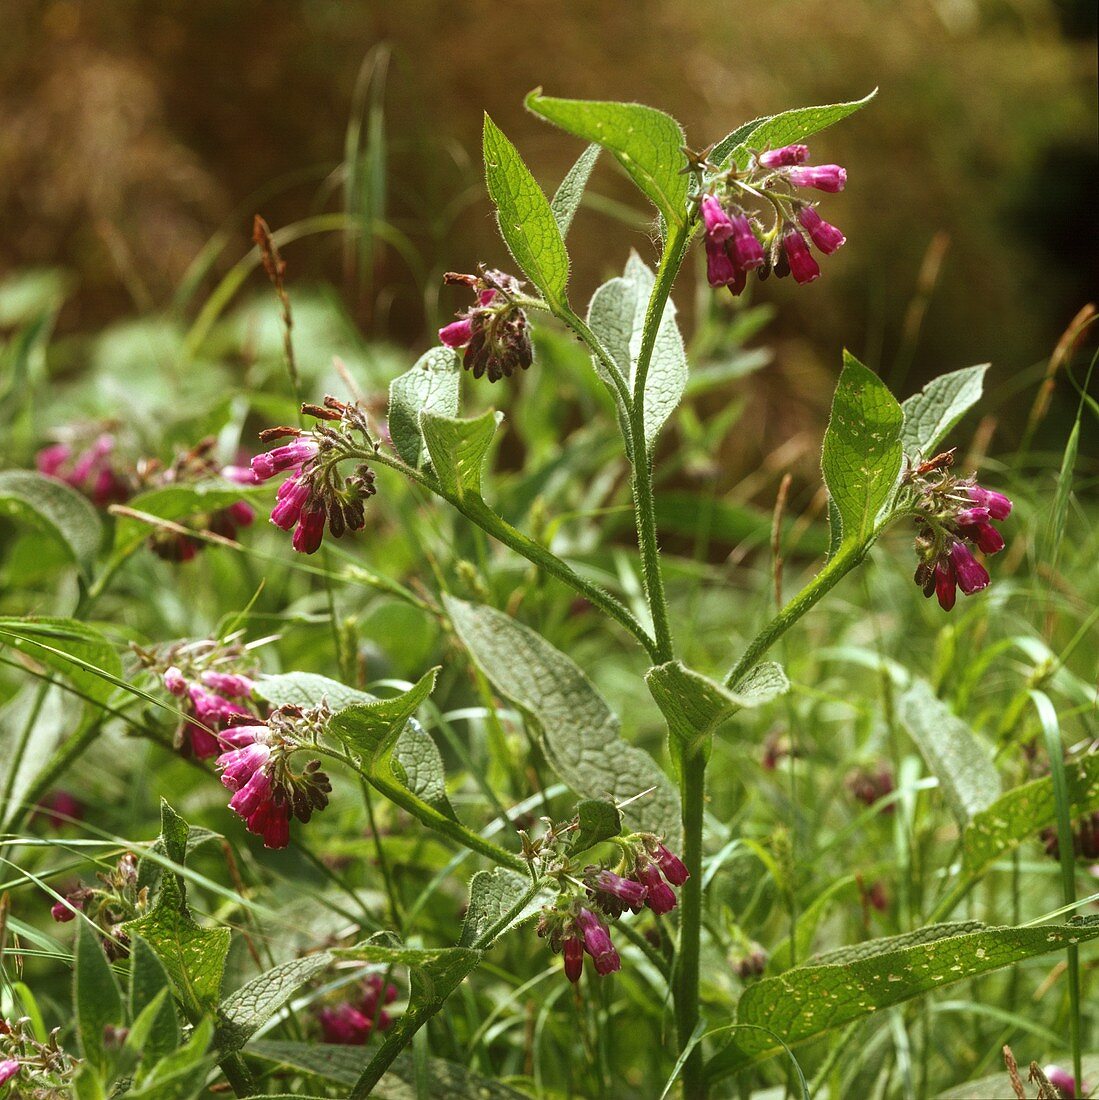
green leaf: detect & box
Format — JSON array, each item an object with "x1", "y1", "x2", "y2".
[
  {"x1": 587, "y1": 251, "x2": 687, "y2": 452},
  {"x1": 525, "y1": 91, "x2": 688, "y2": 230},
  {"x1": 900, "y1": 364, "x2": 988, "y2": 456},
  {"x1": 821, "y1": 351, "x2": 904, "y2": 548},
  {"x1": 899, "y1": 679, "x2": 1001, "y2": 823},
  {"x1": 387, "y1": 347, "x2": 462, "y2": 468},
  {"x1": 483, "y1": 114, "x2": 570, "y2": 308},
  {"x1": 124, "y1": 802, "x2": 231, "y2": 1016},
  {"x1": 646, "y1": 660, "x2": 789, "y2": 757},
  {"x1": 459, "y1": 867, "x2": 543, "y2": 949},
  {"x1": 420, "y1": 409, "x2": 501, "y2": 500},
  {"x1": 255, "y1": 672, "x2": 374, "y2": 711},
  {"x1": 706, "y1": 917, "x2": 1099, "y2": 1080},
  {"x1": 74, "y1": 918, "x2": 125, "y2": 1076},
  {"x1": 570, "y1": 799, "x2": 623, "y2": 854},
  {"x1": 71, "y1": 1065, "x2": 107, "y2": 1100},
  {"x1": 249, "y1": 1042, "x2": 535, "y2": 1099},
  {"x1": 445, "y1": 595, "x2": 681, "y2": 845},
  {"x1": 0, "y1": 469, "x2": 103, "y2": 579},
  {"x1": 129, "y1": 936, "x2": 180, "y2": 1068},
  {"x1": 0, "y1": 616, "x2": 122, "y2": 706},
  {"x1": 216, "y1": 952, "x2": 333, "y2": 1052},
  {"x1": 963, "y1": 752, "x2": 1099, "y2": 876},
  {"x1": 711, "y1": 90, "x2": 876, "y2": 169},
  {"x1": 129, "y1": 1017, "x2": 215, "y2": 1099},
  {"x1": 551, "y1": 143, "x2": 599, "y2": 238}
]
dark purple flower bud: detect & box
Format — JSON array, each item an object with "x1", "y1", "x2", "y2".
[
  {"x1": 788, "y1": 165, "x2": 847, "y2": 193},
  {"x1": 227, "y1": 501, "x2": 256, "y2": 527},
  {"x1": 782, "y1": 228, "x2": 821, "y2": 285},
  {"x1": 439, "y1": 318, "x2": 474, "y2": 349},
  {"x1": 728, "y1": 214, "x2": 765, "y2": 270},
  {"x1": 163, "y1": 666, "x2": 188, "y2": 696},
  {"x1": 966, "y1": 484, "x2": 1012, "y2": 521},
  {"x1": 935, "y1": 559, "x2": 956, "y2": 611},
  {"x1": 563, "y1": 934, "x2": 584, "y2": 983},
  {"x1": 591, "y1": 869, "x2": 648, "y2": 909},
  {"x1": 1043, "y1": 1066, "x2": 1078, "y2": 1098},
  {"x1": 292, "y1": 506, "x2": 327, "y2": 555},
  {"x1": 757, "y1": 144, "x2": 810, "y2": 168},
  {"x1": 248, "y1": 800, "x2": 291, "y2": 848},
  {"x1": 652, "y1": 843, "x2": 690, "y2": 886},
  {"x1": 251, "y1": 439, "x2": 319, "y2": 482},
  {"x1": 797, "y1": 206, "x2": 846, "y2": 254},
  {"x1": 963, "y1": 521, "x2": 1005, "y2": 555},
  {"x1": 949, "y1": 541, "x2": 990, "y2": 595},
  {"x1": 0, "y1": 1061, "x2": 19, "y2": 1087},
  {"x1": 576, "y1": 908, "x2": 620, "y2": 975},
  {"x1": 51, "y1": 895, "x2": 82, "y2": 922},
  {"x1": 705, "y1": 235, "x2": 739, "y2": 288},
  {"x1": 270, "y1": 476, "x2": 311, "y2": 531},
  {"x1": 35, "y1": 789, "x2": 84, "y2": 829},
  {"x1": 700, "y1": 195, "x2": 735, "y2": 242},
  {"x1": 637, "y1": 863, "x2": 677, "y2": 914}
]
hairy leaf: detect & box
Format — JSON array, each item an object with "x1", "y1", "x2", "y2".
[
  {"x1": 821, "y1": 352, "x2": 904, "y2": 548},
  {"x1": 483, "y1": 114, "x2": 570, "y2": 308},
  {"x1": 255, "y1": 672, "x2": 373, "y2": 711},
  {"x1": 0, "y1": 616, "x2": 122, "y2": 706},
  {"x1": 420, "y1": 409, "x2": 501, "y2": 500},
  {"x1": 445, "y1": 595, "x2": 681, "y2": 845},
  {"x1": 74, "y1": 918, "x2": 125, "y2": 1076},
  {"x1": 526, "y1": 92, "x2": 688, "y2": 229},
  {"x1": 900, "y1": 364, "x2": 988, "y2": 456},
  {"x1": 551, "y1": 143, "x2": 599, "y2": 237},
  {"x1": 899, "y1": 680, "x2": 1001, "y2": 823},
  {"x1": 570, "y1": 799, "x2": 623, "y2": 854},
  {"x1": 129, "y1": 936, "x2": 180, "y2": 1068},
  {"x1": 387, "y1": 347, "x2": 461, "y2": 468},
  {"x1": 460, "y1": 868, "x2": 542, "y2": 949},
  {"x1": 0, "y1": 469, "x2": 103, "y2": 579}
]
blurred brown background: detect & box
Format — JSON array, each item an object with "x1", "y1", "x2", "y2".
[{"x1": 1, "y1": 0, "x2": 1095, "y2": 427}]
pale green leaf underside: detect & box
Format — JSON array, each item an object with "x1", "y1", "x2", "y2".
[
  {"x1": 899, "y1": 679, "x2": 1001, "y2": 823},
  {"x1": 821, "y1": 352, "x2": 904, "y2": 547},
  {"x1": 526, "y1": 92, "x2": 688, "y2": 229},
  {"x1": 900, "y1": 364, "x2": 988, "y2": 456},
  {"x1": 445, "y1": 595, "x2": 681, "y2": 846},
  {"x1": 483, "y1": 113, "x2": 570, "y2": 307},
  {"x1": 0, "y1": 469, "x2": 103, "y2": 578},
  {"x1": 460, "y1": 867, "x2": 544, "y2": 949},
  {"x1": 387, "y1": 347, "x2": 462, "y2": 468},
  {"x1": 551, "y1": 143, "x2": 599, "y2": 237},
  {"x1": 420, "y1": 408, "x2": 501, "y2": 500}
]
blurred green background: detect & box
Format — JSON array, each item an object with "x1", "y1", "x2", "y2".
[{"x1": 0, "y1": 0, "x2": 1095, "y2": 447}]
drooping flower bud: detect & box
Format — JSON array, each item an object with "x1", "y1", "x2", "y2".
[
  {"x1": 51, "y1": 894, "x2": 83, "y2": 922},
  {"x1": 757, "y1": 144, "x2": 810, "y2": 168},
  {"x1": 563, "y1": 934, "x2": 584, "y2": 983},
  {"x1": 200, "y1": 670, "x2": 255, "y2": 698},
  {"x1": 589, "y1": 869, "x2": 648, "y2": 910},
  {"x1": 788, "y1": 165, "x2": 847, "y2": 193},
  {"x1": 221, "y1": 464, "x2": 258, "y2": 485},
  {"x1": 651, "y1": 843, "x2": 690, "y2": 886},
  {"x1": 1043, "y1": 1066, "x2": 1079, "y2": 1099},
  {"x1": 292, "y1": 505, "x2": 327, "y2": 555},
  {"x1": 317, "y1": 1003, "x2": 373, "y2": 1045},
  {"x1": 576, "y1": 908, "x2": 620, "y2": 975},
  {"x1": 636, "y1": 863, "x2": 677, "y2": 914},
  {"x1": 934, "y1": 559, "x2": 957, "y2": 611},
  {"x1": 438, "y1": 317, "x2": 474, "y2": 349},
  {"x1": 705, "y1": 234, "x2": 739, "y2": 288},
  {"x1": 966, "y1": 484, "x2": 1012, "y2": 521},
  {"x1": 700, "y1": 195, "x2": 735, "y2": 241},
  {"x1": 949, "y1": 541, "x2": 990, "y2": 595},
  {"x1": 781, "y1": 227, "x2": 821, "y2": 285},
  {"x1": 251, "y1": 439, "x2": 319, "y2": 482},
  {"x1": 269, "y1": 475, "x2": 311, "y2": 531},
  {"x1": 728, "y1": 214, "x2": 765, "y2": 270},
  {"x1": 797, "y1": 205, "x2": 846, "y2": 254},
  {"x1": 163, "y1": 666, "x2": 188, "y2": 696}
]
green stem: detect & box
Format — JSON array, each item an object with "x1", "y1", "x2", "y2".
[{"x1": 675, "y1": 746, "x2": 706, "y2": 1098}]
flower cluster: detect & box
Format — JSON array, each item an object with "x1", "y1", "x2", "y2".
[
  {"x1": 845, "y1": 764, "x2": 895, "y2": 812},
  {"x1": 249, "y1": 397, "x2": 377, "y2": 555},
  {"x1": 698, "y1": 142, "x2": 847, "y2": 295},
  {"x1": 37, "y1": 430, "x2": 132, "y2": 506},
  {"x1": 907, "y1": 451, "x2": 1012, "y2": 611},
  {"x1": 48, "y1": 851, "x2": 147, "y2": 958},
  {"x1": 315, "y1": 974, "x2": 398, "y2": 1045},
  {"x1": 215, "y1": 704, "x2": 332, "y2": 849},
  {"x1": 438, "y1": 269, "x2": 533, "y2": 382},
  {"x1": 140, "y1": 637, "x2": 262, "y2": 759},
  {"x1": 535, "y1": 829, "x2": 689, "y2": 984},
  {"x1": 0, "y1": 1017, "x2": 78, "y2": 1096}
]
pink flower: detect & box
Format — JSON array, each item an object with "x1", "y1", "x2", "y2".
[
  {"x1": 934, "y1": 559, "x2": 957, "y2": 611},
  {"x1": 652, "y1": 843, "x2": 690, "y2": 886},
  {"x1": 317, "y1": 1003, "x2": 373, "y2": 1045},
  {"x1": 963, "y1": 521, "x2": 1005, "y2": 555},
  {"x1": 563, "y1": 934, "x2": 584, "y2": 983},
  {"x1": 0, "y1": 1060, "x2": 19, "y2": 1087},
  {"x1": 637, "y1": 863, "x2": 677, "y2": 915},
  {"x1": 576, "y1": 908, "x2": 620, "y2": 976},
  {"x1": 221, "y1": 464, "x2": 258, "y2": 485},
  {"x1": 51, "y1": 894, "x2": 82, "y2": 922},
  {"x1": 270, "y1": 476, "x2": 311, "y2": 531},
  {"x1": 782, "y1": 228, "x2": 821, "y2": 285},
  {"x1": 700, "y1": 195, "x2": 735, "y2": 241},
  {"x1": 247, "y1": 800, "x2": 291, "y2": 848},
  {"x1": 1043, "y1": 1066, "x2": 1079, "y2": 1099},
  {"x1": 189, "y1": 684, "x2": 250, "y2": 724},
  {"x1": 251, "y1": 440, "x2": 319, "y2": 482},
  {"x1": 705, "y1": 235, "x2": 739, "y2": 289},
  {"x1": 966, "y1": 484, "x2": 1012, "y2": 521},
  {"x1": 797, "y1": 206, "x2": 846, "y2": 254},
  {"x1": 226, "y1": 501, "x2": 256, "y2": 527},
  {"x1": 292, "y1": 506, "x2": 327, "y2": 555},
  {"x1": 229, "y1": 769, "x2": 274, "y2": 818},
  {"x1": 757, "y1": 144, "x2": 810, "y2": 168},
  {"x1": 590, "y1": 870, "x2": 648, "y2": 910},
  {"x1": 439, "y1": 317, "x2": 474, "y2": 349},
  {"x1": 34, "y1": 790, "x2": 84, "y2": 829},
  {"x1": 949, "y1": 541, "x2": 990, "y2": 595},
  {"x1": 163, "y1": 666, "x2": 188, "y2": 696},
  {"x1": 36, "y1": 443, "x2": 71, "y2": 476},
  {"x1": 183, "y1": 721, "x2": 222, "y2": 760},
  {"x1": 217, "y1": 740, "x2": 271, "y2": 791},
  {"x1": 788, "y1": 165, "x2": 847, "y2": 193},
  {"x1": 200, "y1": 671, "x2": 255, "y2": 698},
  {"x1": 728, "y1": 214, "x2": 765, "y2": 270}
]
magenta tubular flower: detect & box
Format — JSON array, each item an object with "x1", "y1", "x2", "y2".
[
  {"x1": 51, "y1": 895, "x2": 82, "y2": 922},
  {"x1": 952, "y1": 506, "x2": 990, "y2": 527},
  {"x1": 200, "y1": 670, "x2": 255, "y2": 698},
  {"x1": 183, "y1": 721, "x2": 222, "y2": 760},
  {"x1": 292, "y1": 506, "x2": 327, "y2": 554},
  {"x1": 189, "y1": 684, "x2": 250, "y2": 724},
  {"x1": 949, "y1": 541, "x2": 990, "y2": 595},
  {"x1": 563, "y1": 934, "x2": 584, "y2": 983},
  {"x1": 934, "y1": 558, "x2": 957, "y2": 611},
  {"x1": 163, "y1": 666, "x2": 188, "y2": 696},
  {"x1": 1043, "y1": 1066, "x2": 1077, "y2": 1098},
  {"x1": 36, "y1": 789, "x2": 84, "y2": 829},
  {"x1": 36, "y1": 442, "x2": 71, "y2": 476},
  {"x1": 700, "y1": 195, "x2": 735, "y2": 241},
  {"x1": 757, "y1": 144, "x2": 810, "y2": 168},
  {"x1": 363, "y1": 974, "x2": 398, "y2": 1010},
  {"x1": 637, "y1": 863, "x2": 678, "y2": 914},
  {"x1": 439, "y1": 317, "x2": 474, "y2": 349},
  {"x1": 788, "y1": 165, "x2": 847, "y2": 193},
  {"x1": 729, "y1": 214, "x2": 765, "y2": 269},
  {"x1": 966, "y1": 484, "x2": 1012, "y2": 521},
  {"x1": 591, "y1": 869, "x2": 648, "y2": 910},
  {"x1": 69, "y1": 434, "x2": 113, "y2": 483},
  {"x1": 964, "y1": 521, "x2": 1005, "y2": 555},
  {"x1": 248, "y1": 800, "x2": 291, "y2": 848},
  {"x1": 704, "y1": 235, "x2": 739, "y2": 288},
  {"x1": 217, "y1": 740, "x2": 271, "y2": 792},
  {"x1": 797, "y1": 206, "x2": 846, "y2": 254},
  {"x1": 652, "y1": 843, "x2": 690, "y2": 886},
  {"x1": 782, "y1": 228, "x2": 821, "y2": 285},
  {"x1": 0, "y1": 1061, "x2": 18, "y2": 1087},
  {"x1": 251, "y1": 439, "x2": 319, "y2": 482},
  {"x1": 221, "y1": 464, "x2": 258, "y2": 485},
  {"x1": 270, "y1": 476, "x2": 311, "y2": 531},
  {"x1": 227, "y1": 501, "x2": 256, "y2": 527},
  {"x1": 219, "y1": 724, "x2": 268, "y2": 749},
  {"x1": 317, "y1": 1003, "x2": 373, "y2": 1045},
  {"x1": 576, "y1": 908, "x2": 620, "y2": 975},
  {"x1": 229, "y1": 769, "x2": 274, "y2": 818}
]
